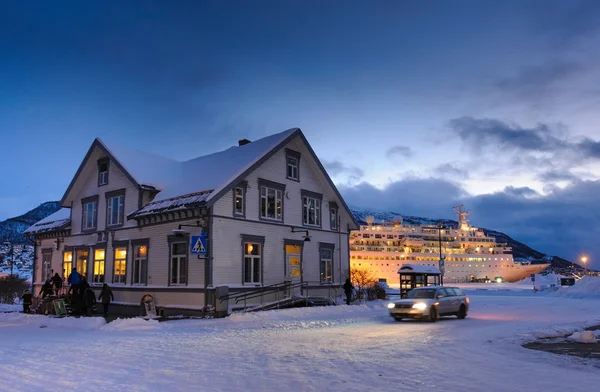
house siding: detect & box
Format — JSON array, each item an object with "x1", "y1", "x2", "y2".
[
  {"x1": 61, "y1": 218, "x2": 207, "y2": 308},
  {"x1": 69, "y1": 146, "x2": 139, "y2": 235},
  {"x1": 210, "y1": 135, "x2": 352, "y2": 296}
]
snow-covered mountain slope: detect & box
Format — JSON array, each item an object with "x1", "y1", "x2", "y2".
[{"x1": 0, "y1": 201, "x2": 61, "y2": 243}]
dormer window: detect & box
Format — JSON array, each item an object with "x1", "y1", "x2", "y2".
[
  {"x1": 285, "y1": 149, "x2": 301, "y2": 181},
  {"x1": 98, "y1": 158, "x2": 109, "y2": 186}
]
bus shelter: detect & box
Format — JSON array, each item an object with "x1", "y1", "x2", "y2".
[{"x1": 398, "y1": 264, "x2": 441, "y2": 298}]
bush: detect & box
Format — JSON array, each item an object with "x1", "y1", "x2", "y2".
[
  {"x1": 0, "y1": 275, "x2": 29, "y2": 304},
  {"x1": 366, "y1": 283, "x2": 387, "y2": 301}
]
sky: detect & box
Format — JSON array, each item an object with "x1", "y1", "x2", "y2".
[{"x1": 1, "y1": 0, "x2": 600, "y2": 267}]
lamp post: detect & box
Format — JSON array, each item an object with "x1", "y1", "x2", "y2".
[
  {"x1": 436, "y1": 224, "x2": 447, "y2": 285},
  {"x1": 581, "y1": 256, "x2": 588, "y2": 276}
]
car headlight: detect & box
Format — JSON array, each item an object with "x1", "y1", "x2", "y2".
[
  {"x1": 387, "y1": 303, "x2": 396, "y2": 309},
  {"x1": 412, "y1": 303, "x2": 427, "y2": 310}
]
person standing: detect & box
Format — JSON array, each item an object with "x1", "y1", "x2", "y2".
[
  {"x1": 343, "y1": 277, "x2": 354, "y2": 305},
  {"x1": 98, "y1": 283, "x2": 114, "y2": 317},
  {"x1": 21, "y1": 289, "x2": 33, "y2": 313},
  {"x1": 83, "y1": 286, "x2": 97, "y2": 316},
  {"x1": 68, "y1": 267, "x2": 82, "y2": 297},
  {"x1": 51, "y1": 272, "x2": 63, "y2": 295}
]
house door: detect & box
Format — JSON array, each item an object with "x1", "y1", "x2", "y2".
[{"x1": 285, "y1": 244, "x2": 302, "y2": 295}]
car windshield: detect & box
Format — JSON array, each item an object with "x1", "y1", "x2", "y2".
[{"x1": 406, "y1": 288, "x2": 437, "y2": 299}]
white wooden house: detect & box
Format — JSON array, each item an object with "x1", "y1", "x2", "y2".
[{"x1": 25, "y1": 128, "x2": 358, "y2": 314}]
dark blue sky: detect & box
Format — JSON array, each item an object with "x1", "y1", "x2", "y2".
[{"x1": 2, "y1": 0, "x2": 600, "y2": 267}]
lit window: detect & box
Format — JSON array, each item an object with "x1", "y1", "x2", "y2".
[
  {"x1": 260, "y1": 185, "x2": 283, "y2": 221},
  {"x1": 63, "y1": 251, "x2": 73, "y2": 280},
  {"x1": 133, "y1": 245, "x2": 148, "y2": 285},
  {"x1": 114, "y1": 247, "x2": 127, "y2": 284},
  {"x1": 244, "y1": 242, "x2": 261, "y2": 283},
  {"x1": 76, "y1": 249, "x2": 88, "y2": 277},
  {"x1": 93, "y1": 249, "x2": 105, "y2": 283},
  {"x1": 234, "y1": 185, "x2": 245, "y2": 216}
]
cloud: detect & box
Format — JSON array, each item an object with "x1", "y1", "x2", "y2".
[
  {"x1": 386, "y1": 146, "x2": 412, "y2": 160},
  {"x1": 433, "y1": 163, "x2": 469, "y2": 180},
  {"x1": 339, "y1": 177, "x2": 468, "y2": 219},
  {"x1": 323, "y1": 160, "x2": 364, "y2": 182},
  {"x1": 538, "y1": 170, "x2": 579, "y2": 183},
  {"x1": 449, "y1": 117, "x2": 566, "y2": 153},
  {"x1": 341, "y1": 177, "x2": 600, "y2": 267}
]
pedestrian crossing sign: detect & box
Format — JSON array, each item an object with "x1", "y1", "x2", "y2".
[{"x1": 191, "y1": 235, "x2": 207, "y2": 255}]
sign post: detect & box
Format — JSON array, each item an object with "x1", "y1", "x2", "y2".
[{"x1": 191, "y1": 229, "x2": 208, "y2": 259}]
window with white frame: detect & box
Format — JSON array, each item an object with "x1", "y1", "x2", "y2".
[
  {"x1": 170, "y1": 242, "x2": 187, "y2": 285},
  {"x1": 260, "y1": 183, "x2": 283, "y2": 221},
  {"x1": 243, "y1": 242, "x2": 261, "y2": 284},
  {"x1": 113, "y1": 247, "x2": 127, "y2": 284},
  {"x1": 63, "y1": 251, "x2": 72, "y2": 281},
  {"x1": 235, "y1": 186, "x2": 244, "y2": 215},
  {"x1": 42, "y1": 250, "x2": 52, "y2": 281},
  {"x1": 107, "y1": 193, "x2": 124, "y2": 226},
  {"x1": 302, "y1": 191, "x2": 322, "y2": 226},
  {"x1": 329, "y1": 202, "x2": 338, "y2": 231},
  {"x1": 133, "y1": 244, "x2": 148, "y2": 285},
  {"x1": 287, "y1": 156, "x2": 299, "y2": 180},
  {"x1": 93, "y1": 249, "x2": 105, "y2": 283},
  {"x1": 319, "y1": 246, "x2": 334, "y2": 283},
  {"x1": 98, "y1": 159, "x2": 108, "y2": 186},
  {"x1": 82, "y1": 198, "x2": 98, "y2": 230},
  {"x1": 286, "y1": 149, "x2": 300, "y2": 181}
]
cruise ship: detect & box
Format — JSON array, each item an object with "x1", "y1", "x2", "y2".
[{"x1": 350, "y1": 205, "x2": 550, "y2": 285}]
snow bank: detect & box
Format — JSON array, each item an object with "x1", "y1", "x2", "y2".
[
  {"x1": 552, "y1": 276, "x2": 600, "y2": 299},
  {"x1": 99, "y1": 317, "x2": 161, "y2": 332},
  {"x1": 0, "y1": 304, "x2": 21, "y2": 312},
  {"x1": 566, "y1": 330, "x2": 598, "y2": 343},
  {"x1": 0, "y1": 312, "x2": 106, "y2": 330}
]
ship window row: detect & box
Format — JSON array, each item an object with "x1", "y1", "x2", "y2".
[{"x1": 351, "y1": 255, "x2": 508, "y2": 262}]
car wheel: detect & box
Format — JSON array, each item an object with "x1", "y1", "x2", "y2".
[
  {"x1": 428, "y1": 307, "x2": 437, "y2": 322},
  {"x1": 457, "y1": 305, "x2": 467, "y2": 319},
  {"x1": 393, "y1": 316, "x2": 403, "y2": 321}
]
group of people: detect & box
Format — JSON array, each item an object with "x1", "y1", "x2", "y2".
[{"x1": 31, "y1": 267, "x2": 115, "y2": 317}]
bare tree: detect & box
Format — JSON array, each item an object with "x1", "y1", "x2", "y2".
[{"x1": 350, "y1": 267, "x2": 377, "y2": 301}]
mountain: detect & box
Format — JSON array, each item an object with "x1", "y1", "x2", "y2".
[
  {"x1": 0, "y1": 201, "x2": 62, "y2": 243},
  {"x1": 350, "y1": 208, "x2": 585, "y2": 274}
]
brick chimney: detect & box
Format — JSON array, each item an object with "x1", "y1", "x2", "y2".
[{"x1": 238, "y1": 139, "x2": 251, "y2": 146}]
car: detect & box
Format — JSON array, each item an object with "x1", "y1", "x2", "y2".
[{"x1": 387, "y1": 286, "x2": 469, "y2": 322}]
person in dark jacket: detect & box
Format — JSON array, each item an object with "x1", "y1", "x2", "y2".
[
  {"x1": 40, "y1": 280, "x2": 53, "y2": 299},
  {"x1": 98, "y1": 283, "x2": 114, "y2": 317},
  {"x1": 79, "y1": 276, "x2": 90, "y2": 300},
  {"x1": 51, "y1": 273, "x2": 63, "y2": 295},
  {"x1": 343, "y1": 278, "x2": 354, "y2": 305},
  {"x1": 68, "y1": 268, "x2": 82, "y2": 297},
  {"x1": 21, "y1": 289, "x2": 33, "y2": 313},
  {"x1": 83, "y1": 287, "x2": 97, "y2": 316}
]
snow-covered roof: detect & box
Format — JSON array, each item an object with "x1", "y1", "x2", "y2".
[
  {"x1": 24, "y1": 208, "x2": 71, "y2": 235},
  {"x1": 397, "y1": 264, "x2": 441, "y2": 274},
  {"x1": 128, "y1": 191, "x2": 212, "y2": 219}
]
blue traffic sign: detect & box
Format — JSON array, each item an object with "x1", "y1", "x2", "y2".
[{"x1": 191, "y1": 234, "x2": 207, "y2": 255}]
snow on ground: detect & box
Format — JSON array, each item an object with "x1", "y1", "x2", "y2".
[
  {"x1": 0, "y1": 304, "x2": 21, "y2": 313},
  {"x1": 1, "y1": 282, "x2": 600, "y2": 391}
]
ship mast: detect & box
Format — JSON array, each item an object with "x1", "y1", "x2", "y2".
[{"x1": 453, "y1": 204, "x2": 470, "y2": 231}]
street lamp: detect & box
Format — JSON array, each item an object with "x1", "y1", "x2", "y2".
[
  {"x1": 436, "y1": 223, "x2": 447, "y2": 285},
  {"x1": 2, "y1": 242, "x2": 14, "y2": 276},
  {"x1": 581, "y1": 256, "x2": 588, "y2": 276}
]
